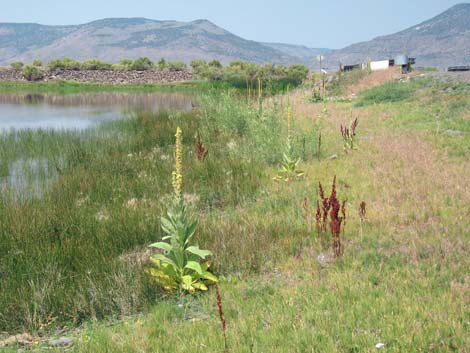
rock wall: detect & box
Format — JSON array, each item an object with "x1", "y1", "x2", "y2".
[{"x1": 0, "y1": 69, "x2": 193, "y2": 84}]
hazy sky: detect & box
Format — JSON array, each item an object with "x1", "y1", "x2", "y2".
[{"x1": 0, "y1": 0, "x2": 465, "y2": 48}]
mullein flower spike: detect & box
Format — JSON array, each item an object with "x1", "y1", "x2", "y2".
[
  {"x1": 171, "y1": 127, "x2": 183, "y2": 198},
  {"x1": 287, "y1": 105, "x2": 293, "y2": 140}
]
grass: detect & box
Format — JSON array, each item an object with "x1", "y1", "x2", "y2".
[
  {"x1": 0, "y1": 80, "x2": 198, "y2": 94},
  {"x1": 1, "y1": 77, "x2": 469, "y2": 352}
]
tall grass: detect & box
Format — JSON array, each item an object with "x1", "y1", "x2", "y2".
[{"x1": 0, "y1": 87, "x2": 321, "y2": 332}]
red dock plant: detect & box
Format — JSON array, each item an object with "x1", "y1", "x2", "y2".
[
  {"x1": 215, "y1": 284, "x2": 228, "y2": 352},
  {"x1": 340, "y1": 117, "x2": 358, "y2": 152},
  {"x1": 315, "y1": 176, "x2": 346, "y2": 257},
  {"x1": 359, "y1": 201, "x2": 366, "y2": 238},
  {"x1": 302, "y1": 197, "x2": 312, "y2": 232},
  {"x1": 196, "y1": 132, "x2": 208, "y2": 161}
]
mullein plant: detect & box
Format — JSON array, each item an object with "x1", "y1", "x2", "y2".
[
  {"x1": 273, "y1": 105, "x2": 305, "y2": 181},
  {"x1": 257, "y1": 77, "x2": 263, "y2": 117},
  {"x1": 147, "y1": 127, "x2": 217, "y2": 293}
]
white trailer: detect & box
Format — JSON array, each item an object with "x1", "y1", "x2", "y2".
[{"x1": 370, "y1": 60, "x2": 390, "y2": 71}]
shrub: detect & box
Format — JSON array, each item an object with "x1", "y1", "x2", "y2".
[
  {"x1": 286, "y1": 64, "x2": 309, "y2": 84},
  {"x1": 32, "y1": 59, "x2": 43, "y2": 67},
  {"x1": 111, "y1": 64, "x2": 127, "y2": 71},
  {"x1": 81, "y1": 59, "x2": 112, "y2": 71},
  {"x1": 47, "y1": 58, "x2": 81, "y2": 71},
  {"x1": 191, "y1": 59, "x2": 207, "y2": 77},
  {"x1": 10, "y1": 61, "x2": 24, "y2": 70},
  {"x1": 22, "y1": 65, "x2": 44, "y2": 81},
  {"x1": 167, "y1": 61, "x2": 187, "y2": 72},
  {"x1": 208, "y1": 60, "x2": 222, "y2": 68},
  {"x1": 157, "y1": 58, "x2": 167, "y2": 71},
  {"x1": 131, "y1": 57, "x2": 154, "y2": 71},
  {"x1": 120, "y1": 59, "x2": 133, "y2": 67}
]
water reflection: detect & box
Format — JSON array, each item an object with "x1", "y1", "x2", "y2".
[
  {"x1": 0, "y1": 92, "x2": 193, "y2": 131},
  {"x1": 0, "y1": 92, "x2": 193, "y2": 200},
  {"x1": 0, "y1": 157, "x2": 62, "y2": 200}
]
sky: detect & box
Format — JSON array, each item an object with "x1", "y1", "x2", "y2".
[{"x1": 0, "y1": 0, "x2": 465, "y2": 49}]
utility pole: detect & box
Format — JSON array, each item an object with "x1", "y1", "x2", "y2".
[{"x1": 317, "y1": 55, "x2": 325, "y2": 96}]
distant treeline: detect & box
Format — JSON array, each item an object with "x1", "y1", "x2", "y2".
[
  {"x1": 190, "y1": 60, "x2": 309, "y2": 90},
  {"x1": 7, "y1": 57, "x2": 310, "y2": 88},
  {"x1": 9, "y1": 57, "x2": 187, "y2": 72}
]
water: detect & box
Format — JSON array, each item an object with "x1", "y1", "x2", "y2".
[
  {"x1": 0, "y1": 92, "x2": 193, "y2": 131},
  {"x1": 0, "y1": 92, "x2": 193, "y2": 200}
]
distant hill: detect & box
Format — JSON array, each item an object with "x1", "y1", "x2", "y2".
[
  {"x1": 0, "y1": 4, "x2": 468, "y2": 69},
  {"x1": 0, "y1": 18, "x2": 304, "y2": 66},
  {"x1": 261, "y1": 42, "x2": 331, "y2": 65},
  {"x1": 323, "y1": 3, "x2": 470, "y2": 69}
]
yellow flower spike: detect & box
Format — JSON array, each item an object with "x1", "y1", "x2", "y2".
[
  {"x1": 287, "y1": 105, "x2": 293, "y2": 140},
  {"x1": 171, "y1": 127, "x2": 183, "y2": 198}
]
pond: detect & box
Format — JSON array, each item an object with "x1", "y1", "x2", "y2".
[
  {"x1": 0, "y1": 92, "x2": 193, "y2": 130},
  {"x1": 0, "y1": 91, "x2": 193, "y2": 200}
]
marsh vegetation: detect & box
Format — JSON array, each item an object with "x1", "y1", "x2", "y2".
[{"x1": 0, "y1": 72, "x2": 469, "y2": 352}]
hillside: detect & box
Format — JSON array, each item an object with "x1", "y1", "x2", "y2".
[
  {"x1": 0, "y1": 4, "x2": 469, "y2": 69},
  {"x1": 261, "y1": 42, "x2": 331, "y2": 66},
  {"x1": 0, "y1": 18, "x2": 301, "y2": 66},
  {"x1": 323, "y1": 3, "x2": 470, "y2": 69}
]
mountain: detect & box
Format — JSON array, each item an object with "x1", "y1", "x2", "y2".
[
  {"x1": 0, "y1": 18, "x2": 302, "y2": 66},
  {"x1": 323, "y1": 3, "x2": 470, "y2": 69},
  {"x1": 1, "y1": 4, "x2": 468, "y2": 69},
  {"x1": 261, "y1": 43, "x2": 331, "y2": 64}
]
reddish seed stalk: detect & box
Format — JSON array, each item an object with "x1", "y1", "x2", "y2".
[
  {"x1": 328, "y1": 176, "x2": 344, "y2": 257},
  {"x1": 315, "y1": 181, "x2": 331, "y2": 248},
  {"x1": 215, "y1": 284, "x2": 228, "y2": 351},
  {"x1": 359, "y1": 201, "x2": 366, "y2": 239},
  {"x1": 302, "y1": 197, "x2": 311, "y2": 232},
  {"x1": 317, "y1": 131, "x2": 322, "y2": 161},
  {"x1": 197, "y1": 132, "x2": 208, "y2": 161},
  {"x1": 314, "y1": 176, "x2": 346, "y2": 257},
  {"x1": 359, "y1": 201, "x2": 366, "y2": 222}
]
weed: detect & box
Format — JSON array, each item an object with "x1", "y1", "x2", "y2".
[
  {"x1": 314, "y1": 176, "x2": 346, "y2": 257},
  {"x1": 215, "y1": 284, "x2": 228, "y2": 352},
  {"x1": 340, "y1": 117, "x2": 358, "y2": 152},
  {"x1": 274, "y1": 105, "x2": 304, "y2": 181},
  {"x1": 147, "y1": 127, "x2": 217, "y2": 293},
  {"x1": 359, "y1": 201, "x2": 366, "y2": 238},
  {"x1": 196, "y1": 132, "x2": 208, "y2": 161},
  {"x1": 328, "y1": 176, "x2": 345, "y2": 257}
]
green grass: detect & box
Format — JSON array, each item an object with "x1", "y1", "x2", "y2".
[
  {"x1": 0, "y1": 78, "x2": 469, "y2": 352},
  {"x1": 0, "y1": 80, "x2": 198, "y2": 94}
]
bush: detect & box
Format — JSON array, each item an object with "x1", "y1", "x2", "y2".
[
  {"x1": 10, "y1": 61, "x2": 24, "y2": 70},
  {"x1": 167, "y1": 61, "x2": 187, "y2": 72},
  {"x1": 47, "y1": 58, "x2": 81, "y2": 71},
  {"x1": 130, "y1": 57, "x2": 154, "y2": 71},
  {"x1": 112, "y1": 64, "x2": 127, "y2": 71},
  {"x1": 81, "y1": 59, "x2": 112, "y2": 71},
  {"x1": 32, "y1": 59, "x2": 43, "y2": 67},
  {"x1": 22, "y1": 65, "x2": 44, "y2": 81},
  {"x1": 191, "y1": 59, "x2": 206, "y2": 74},
  {"x1": 119, "y1": 59, "x2": 133, "y2": 69},
  {"x1": 157, "y1": 58, "x2": 167, "y2": 71},
  {"x1": 286, "y1": 64, "x2": 309, "y2": 84},
  {"x1": 208, "y1": 60, "x2": 222, "y2": 68}
]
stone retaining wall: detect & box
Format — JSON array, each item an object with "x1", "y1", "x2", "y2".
[{"x1": 0, "y1": 69, "x2": 193, "y2": 84}]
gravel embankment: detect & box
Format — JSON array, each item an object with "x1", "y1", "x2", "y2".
[{"x1": 0, "y1": 69, "x2": 193, "y2": 84}]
